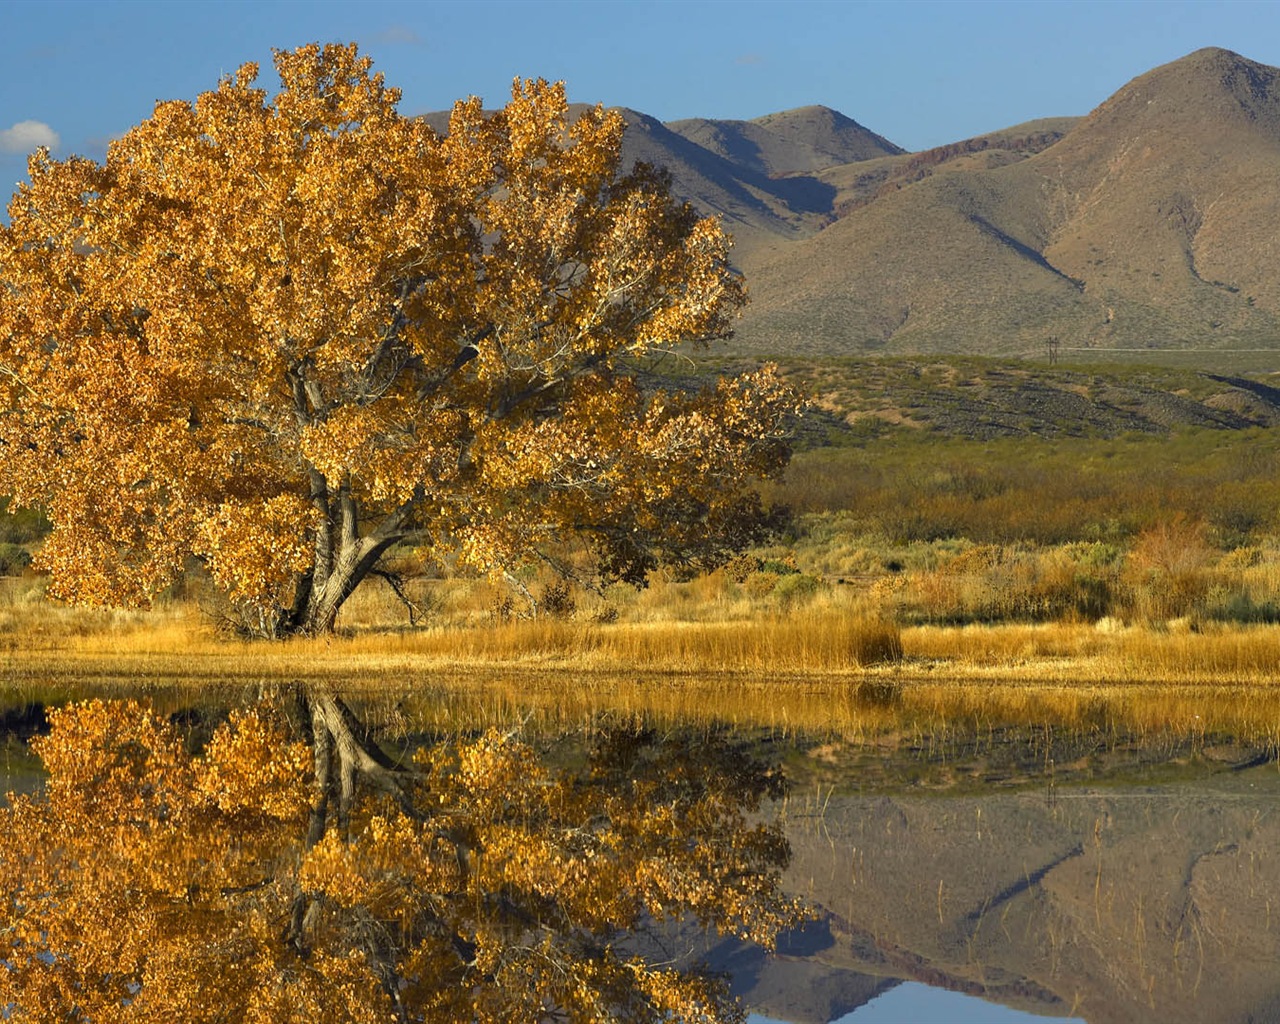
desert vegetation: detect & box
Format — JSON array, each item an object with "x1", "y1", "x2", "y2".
[
  {"x1": 4, "y1": 358, "x2": 1280, "y2": 692},
  {"x1": 7, "y1": 39, "x2": 1280, "y2": 1024}
]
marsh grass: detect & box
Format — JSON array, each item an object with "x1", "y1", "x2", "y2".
[
  {"x1": 3, "y1": 576, "x2": 1280, "y2": 742},
  {"x1": 0, "y1": 608, "x2": 904, "y2": 681}
]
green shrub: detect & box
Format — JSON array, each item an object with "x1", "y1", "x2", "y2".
[
  {"x1": 1206, "y1": 591, "x2": 1280, "y2": 625},
  {"x1": 0, "y1": 543, "x2": 32, "y2": 576},
  {"x1": 0, "y1": 501, "x2": 48, "y2": 545},
  {"x1": 773, "y1": 572, "x2": 821, "y2": 607}
]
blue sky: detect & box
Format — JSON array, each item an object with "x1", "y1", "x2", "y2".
[{"x1": 3, "y1": 0, "x2": 1280, "y2": 195}]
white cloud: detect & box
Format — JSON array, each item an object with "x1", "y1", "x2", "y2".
[
  {"x1": 0, "y1": 120, "x2": 60, "y2": 155},
  {"x1": 372, "y1": 25, "x2": 423, "y2": 46}
]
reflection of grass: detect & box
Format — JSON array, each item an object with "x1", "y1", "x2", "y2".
[
  {"x1": 3, "y1": 621, "x2": 1280, "y2": 744},
  {"x1": 5, "y1": 562, "x2": 1280, "y2": 742}
]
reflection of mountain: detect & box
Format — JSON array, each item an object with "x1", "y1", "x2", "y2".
[{"x1": 735, "y1": 754, "x2": 1280, "y2": 1024}]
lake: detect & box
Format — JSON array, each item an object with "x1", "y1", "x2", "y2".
[{"x1": 1, "y1": 683, "x2": 1278, "y2": 1023}]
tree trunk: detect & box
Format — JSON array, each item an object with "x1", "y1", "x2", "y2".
[
  {"x1": 286, "y1": 486, "x2": 416, "y2": 636},
  {"x1": 294, "y1": 533, "x2": 402, "y2": 634}
]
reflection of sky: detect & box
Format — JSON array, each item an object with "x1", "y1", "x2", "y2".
[{"x1": 749, "y1": 982, "x2": 1087, "y2": 1024}]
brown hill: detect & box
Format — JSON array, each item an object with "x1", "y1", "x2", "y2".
[
  {"x1": 666, "y1": 105, "x2": 903, "y2": 178},
  {"x1": 612, "y1": 106, "x2": 839, "y2": 249},
  {"x1": 420, "y1": 102, "x2": 903, "y2": 260},
  {"x1": 734, "y1": 48, "x2": 1280, "y2": 356},
  {"x1": 420, "y1": 49, "x2": 1280, "y2": 357},
  {"x1": 820, "y1": 116, "x2": 1080, "y2": 217}
]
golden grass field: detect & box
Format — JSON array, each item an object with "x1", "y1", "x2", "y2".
[
  {"x1": 3, "y1": 570, "x2": 1280, "y2": 743},
  {"x1": 7, "y1": 409, "x2": 1280, "y2": 743}
]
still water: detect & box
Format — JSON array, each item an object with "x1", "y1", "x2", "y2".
[
  {"x1": 2, "y1": 686, "x2": 1278, "y2": 1023},
  {"x1": 738, "y1": 724, "x2": 1280, "y2": 1024},
  {"x1": 751, "y1": 984, "x2": 1087, "y2": 1023}
]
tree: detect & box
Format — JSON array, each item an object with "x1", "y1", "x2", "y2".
[
  {"x1": 0, "y1": 43, "x2": 796, "y2": 635},
  {"x1": 0, "y1": 695, "x2": 800, "y2": 1022}
]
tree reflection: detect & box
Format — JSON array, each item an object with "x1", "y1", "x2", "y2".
[{"x1": 0, "y1": 692, "x2": 799, "y2": 1022}]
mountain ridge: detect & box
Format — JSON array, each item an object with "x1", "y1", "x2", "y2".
[
  {"x1": 733, "y1": 46, "x2": 1280, "y2": 356},
  {"x1": 421, "y1": 47, "x2": 1280, "y2": 358}
]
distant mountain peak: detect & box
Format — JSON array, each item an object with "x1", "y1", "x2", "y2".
[
  {"x1": 1107, "y1": 46, "x2": 1279, "y2": 103},
  {"x1": 424, "y1": 48, "x2": 1280, "y2": 358},
  {"x1": 665, "y1": 105, "x2": 903, "y2": 183},
  {"x1": 1179, "y1": 45, "x2": 1256, "y2": 67},
  {"x1": 752, "y1": 103, "x2": 847, "y2": 124}
]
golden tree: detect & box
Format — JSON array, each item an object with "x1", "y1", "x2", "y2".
[
  {"x1": 0, "y1": 44, "x2": 796, "y2": 635},
  {"x1": 0, "y1": 696, "x2": 800, "y2": 1022}
]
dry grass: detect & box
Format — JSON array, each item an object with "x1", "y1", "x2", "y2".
[
  {"x1": 899, "y1": 619, "x2": 1280, "y2": 683},
  {"x1": 0, "y1": 610, "x2": 902, "y2": 681},
  {"x1": 5, "y1": 575, "x2": 1280, "y2": 687},
  {"x1": 1, "y1": 578, "x2": 1280, "y2": 743}
]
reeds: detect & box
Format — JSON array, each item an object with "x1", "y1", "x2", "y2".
[{"x1": 0, "y1": 607, "x2": 904, "y2": 679}]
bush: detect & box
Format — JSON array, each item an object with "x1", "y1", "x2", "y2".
[
  {"x1": 774, "y1": 572, "x2": 821, "y2": 608},
  {"x1": 0, "y1": 502, "x2": 48, "y2": 545},
  {"x1": 1121, "y1": 516, "x2": 1213, "y2": 622},
  {"x1": 1206, "y1": 590, "x2": 1280, "y2": 625},
  {"x1": 743, "y1": 572, "x2": 780, "y2": 598},
  {"x1": 0, "y1": 543, "x2": 31, "y2": 576},
  {"x1": 539, "y1": 580, "x2": 576, "y2": 619}
]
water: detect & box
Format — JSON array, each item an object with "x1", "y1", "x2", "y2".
[
  {"x1": 2, "y1": 686, "x2": 1278, "y2": 1023},
  {"x1": 752, "y1": 983, "x2": 1087, "y2": 1022},
  {"x1": 734, "y1": 727, "x2": 1280, "y2": 1024}
]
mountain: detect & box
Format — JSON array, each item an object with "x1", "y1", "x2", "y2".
[
  {"x1": 421, "y1": 102, "x2": 901, "y2": 255},
  {"x1": 665, "y1": 105, "x2": 903, "y2": 178},
  {"x1": 421, "y1": 48, "x2": 1280, "y2": 358},
  {"x1": 734, "y1": 48, "x2": 1280, "y2": 355},
  {"x1": 628, "y1": 105, "x2": 901, "y2": 254},
  {"x1": 611, "y1": 106, "x2": 848, "y2": 249}
]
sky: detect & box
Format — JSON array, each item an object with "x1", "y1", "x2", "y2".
[
  {"x1": 750, "y1": 980, "x2": 1086, "y2": 1023},
  {"x1": 3, "y1": 0, "x2": 1280, "y2": 197}
]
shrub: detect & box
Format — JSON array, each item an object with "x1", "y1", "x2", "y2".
[
  {"x1": 744, "y1": 572, "x2": 780, "y2": 598},
  {"x1": 0, "y1": 503, "x2": 48, "y2": 545},
  {"x1": 1121, "y1": 516, "x2": 1213, "y2": 621},
  {"x1": 1206, "y1": 590, "x2": 1280, "y2": 625},
  {"x1": 0, "y1": 543, "x2": 31, "y2": 576},
  {"x1": 539, "y1": 580, "x2": 576, "y2": 619},
  {"x1": 773, "y1": 572, "x2": 821, "y2": 608}
]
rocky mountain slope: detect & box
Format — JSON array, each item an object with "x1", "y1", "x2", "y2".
[
  {"x1": 423, "y1": 48, "x2": 1280, "y2": 359},
  {"x1": 734, "y1": 48, "x2": 1280, "y2": 356}
]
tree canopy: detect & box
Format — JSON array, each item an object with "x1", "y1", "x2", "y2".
[
  {"x1": 0, "y1": 695, "x2": 799, "y2": 1022},
  {"x1": 0, "y1": 43, "x2": 796, "y2": 635}
]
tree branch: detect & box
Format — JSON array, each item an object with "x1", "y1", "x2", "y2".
[{"x1": 370, "y1": 568, "x2": 422, "y2": 626}]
